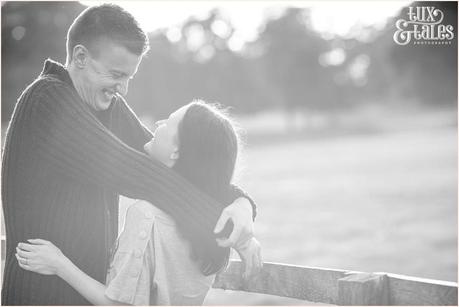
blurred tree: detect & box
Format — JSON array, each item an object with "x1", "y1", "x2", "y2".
[
  {"x1": 389, "y1": 1, "x2": 457, "y2": 105},
  {"x1": 327, "y1": 1, "x2": 457, "y2": 108},
  {"x1": 2, "y1": 2, "x2": 456, "y2": 127},
  {"x1": 1, "y1": 1, "x2": 85, "y2": 122},
  {"x1": 252, "y1": 8, "x2": 341, "y2": 129},
  {"x1": 126, "y1": 9, "x2": 272, "y2": 120},
  {"x1": 357, "y1": 1, "x2": 457, "y2": 106}
]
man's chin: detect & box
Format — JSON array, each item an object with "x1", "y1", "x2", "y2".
[{"x1": 95, "y1": 99, "x2": 113, "y2": 111}]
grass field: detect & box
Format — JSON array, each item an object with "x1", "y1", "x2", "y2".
[{"x1": 235, "y1": 127, "x2": 457, "y2": 282}]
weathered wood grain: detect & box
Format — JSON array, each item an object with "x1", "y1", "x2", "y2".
[
  {"x1": 213, "y1": 260, "x2": 347, "y2": 304},
  {"x1": 213, "y1": 261, "x2": 458, "y2": 306},
  {"x1": 386, "y1": 273, "x2": 458, "y2": 305},
  {"x1": 338, "y1": 272, "x2": 389, "y2": 305}
]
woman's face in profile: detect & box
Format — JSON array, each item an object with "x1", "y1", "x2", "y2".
[{"x1": 143, "y1": 104, "x2": 190, "y2": 167}]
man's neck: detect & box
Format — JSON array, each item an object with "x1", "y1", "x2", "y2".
[
  {"x1": 67, "y1": 63, "x2": 77, "y2": 87},
  {"x1": 67, "y1": 63, "x2": 86, "y2": 104}
]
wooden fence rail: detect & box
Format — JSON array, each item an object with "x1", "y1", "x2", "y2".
[{"x1": 213, "y1": 260, "x2": 458, "y2": 306}]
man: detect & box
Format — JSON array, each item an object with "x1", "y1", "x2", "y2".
[{"x1": 2, "y1": 4, "x2": 260, "y2": 305}]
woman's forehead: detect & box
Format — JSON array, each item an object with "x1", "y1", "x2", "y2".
[{"x1": 170, "y1": 104, "x2": 191, "y2": 122}]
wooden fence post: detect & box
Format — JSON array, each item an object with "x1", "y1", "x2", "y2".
[{"x1": 338, "y1": 272, "x2": 389, "y2": 305}]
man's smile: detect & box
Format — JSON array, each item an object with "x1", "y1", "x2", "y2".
[{"x1": 102, "y1": 88, "x2": 115, "y2": 101}]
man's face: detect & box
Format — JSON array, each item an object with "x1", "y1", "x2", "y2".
[{"x1": 79, "y1": 40, "x2": 142, "y2": 111}]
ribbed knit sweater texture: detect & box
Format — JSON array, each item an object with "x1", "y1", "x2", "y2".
[{"x1": 1, "y1": 59, "x2": 256, "y2": 305}]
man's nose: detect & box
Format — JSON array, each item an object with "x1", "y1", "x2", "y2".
[{"x1": 116, "y1": 80, "x2": 129, "y2": 96}]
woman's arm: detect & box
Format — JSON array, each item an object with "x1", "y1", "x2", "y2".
[{"x1": 16, "y1": 239, "x2": 127, "y2": 306}]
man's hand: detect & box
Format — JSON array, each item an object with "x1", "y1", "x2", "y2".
[{"x1": 214, "y1": 197, "x2": 254, "y2": 248}]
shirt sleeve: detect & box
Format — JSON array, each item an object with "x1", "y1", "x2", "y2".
[{"x1": 105, "y1": 202, "x2": 155, "y2": 305}]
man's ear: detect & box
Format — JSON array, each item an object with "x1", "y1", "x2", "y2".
[{"x1": 73, "y1": 45, "x2": 89, "y2": 69}]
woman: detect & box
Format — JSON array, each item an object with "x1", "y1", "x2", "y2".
[{"x1": 15, "y1": 100, "x2": 262, "y2": 305}]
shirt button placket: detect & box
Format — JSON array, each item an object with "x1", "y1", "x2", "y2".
[
  {"x1": 138, "y1": 230, "x2": 147, "y2": 240},
  {"x1": 134, "y1": 248, "x2": 142, "y2": 258},
  {"x1": 130, "y1": 268, "x2": 140, "y2": 278}
]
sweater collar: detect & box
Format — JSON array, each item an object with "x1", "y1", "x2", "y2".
[{"x1": 40, "y1": 59, "x2": 75, "y2": 88}]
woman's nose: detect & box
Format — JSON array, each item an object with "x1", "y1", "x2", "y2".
[{"x1": 155, "y1": 120, "x2": 165, "y2": 127}]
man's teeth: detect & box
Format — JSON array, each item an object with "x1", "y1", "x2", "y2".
[{"x1": 103, "y1": 90, "x2": 114, "y2": 100}]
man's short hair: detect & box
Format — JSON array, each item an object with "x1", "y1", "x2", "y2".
[{"x1": 66, "y1": 4, "x2": 149, "y2": 62}]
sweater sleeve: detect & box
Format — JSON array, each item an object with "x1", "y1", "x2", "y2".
[
  {"x1": 229, "y1": 185, "x2": 257, "y2": 221},
  {"x1": 29, "y1": 80, "x2": 222, "y2": 235},
  {"x1": 108, "y1": 96, "x2": 153, "y2": 152}
]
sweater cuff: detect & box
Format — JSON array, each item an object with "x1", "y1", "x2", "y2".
[{"x1": 229, "y1": 185, "x2": 257, "y2": 221}]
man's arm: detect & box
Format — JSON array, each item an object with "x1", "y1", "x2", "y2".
[
  {"x1": 229, "y1": 184, "x2": 257, "y2": 221},
  {"x1": 108, "y1": 95, "x2": 153, "y2": 151},
  {"x1": 111, "y1": 98, "x2": 256, "y2": 217},
  {"x1": 35, "y1": 80, "x2": 261, "y2": 278},
  {"x1": 31, "y1": 81, "x2": 221, "y2": 235},
  {"x1": 31, "y1": 80, "x2": 258, "y2": 244},
  {"x1": 111, "y1": 97, "x2": 258, "y2": 238}
]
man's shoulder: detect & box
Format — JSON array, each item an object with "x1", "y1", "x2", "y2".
[
  {"x1": 19, "y1": 59, "x2": 73, "y2": 100},
  {"x1": 18, "y1": 74, "x2": 77, "y2": 111},
  {"x1": 17, "y1": 78, "x2": 66, "y2": 109},
  {"x1": 26, "y1": 74, "x2": 72, "y2": 97}
]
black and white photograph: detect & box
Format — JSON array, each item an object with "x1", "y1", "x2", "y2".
[{"x1": 0, "y1": 1, "x2": 457, "y2": 305}]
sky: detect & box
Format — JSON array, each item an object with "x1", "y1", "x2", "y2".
[{"x1": 81, "y1": 1, "x2": 410, "y2": 50}]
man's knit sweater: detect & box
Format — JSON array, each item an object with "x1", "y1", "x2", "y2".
[{"x1": 1, "y1": 59, "x2": 256, "y2": 305}]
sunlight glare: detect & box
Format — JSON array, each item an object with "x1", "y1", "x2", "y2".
[{"x1": 81, "y1": 1, "x2": 410, "y2": 50}]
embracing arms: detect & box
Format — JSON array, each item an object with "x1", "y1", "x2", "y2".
[
  {"x1": 16, "y1": 239, "x2": 125, "y2": 305},
  {"x1": 110, "y1": 98, "x2": 258, "y2": 247},
  {"x1": 16, "y1": 238, "x2": 262, "y2": 305},
  {"x1": 33, "y1": 80, "x2": 231, "y2": 234},
  {"x1": 30, "y1": 80, "x2": 260, "y2": 274}
]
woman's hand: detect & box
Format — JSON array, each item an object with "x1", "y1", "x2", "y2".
[
  {"x1": 234, "y1": 237, "x2": 263, "y2": 281},
  {"x1": 16, "y1": 239, "x2": 67, "y2": 276},
  {"x1": 17, "y1": 239, "x2": 125, "y2": 305}
]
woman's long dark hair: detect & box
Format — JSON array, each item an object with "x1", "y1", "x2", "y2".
[{"x1": 172, "y1": 100, "x2": 239, "y2": 275}]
